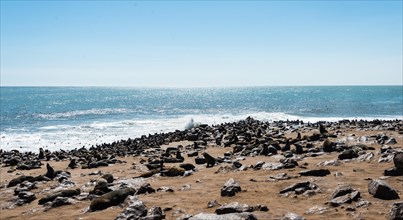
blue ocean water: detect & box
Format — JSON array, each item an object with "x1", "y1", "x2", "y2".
[{"x1": 1, "y1": 86, "x2": 402, "y2": 152}]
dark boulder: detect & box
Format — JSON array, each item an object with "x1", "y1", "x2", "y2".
[
  {"x1": 299, "y1": 169, "x2": 330, "y2": 177},
  {"x1": 368, "y1": 179, "x2": 399, "y2": 200}
]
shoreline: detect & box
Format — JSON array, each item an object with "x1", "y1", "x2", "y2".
[
  {"x1": 1, "y1": 117, "x2": 402, "y2": 153},
  {"x1": 1, "y1": 117, "x2": 402, "y2": 219}
]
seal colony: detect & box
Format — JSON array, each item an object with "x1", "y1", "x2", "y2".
[{"x1": 0, "y1": 118, "x2": 402, "y2": 219}]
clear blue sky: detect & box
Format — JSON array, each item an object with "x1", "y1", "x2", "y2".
[{"x1": 1, "y1": 1, "x2": 402, "y2": 87}]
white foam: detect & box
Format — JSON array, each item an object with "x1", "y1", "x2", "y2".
[
  {"x1": 35, "y1": 108, "x2": 131, "y2": 119},
  {"x1": 1, "y1": 112, "x2": 401, "y2": 152}
]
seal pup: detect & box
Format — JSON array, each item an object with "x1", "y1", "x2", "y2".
[{"x1": 89, "y1": 187, "x2": 135, "y2": 212}]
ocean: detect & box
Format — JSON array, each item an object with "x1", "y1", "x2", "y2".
[{"x1": 1, "y1": 86, "x2": 402, "y2": 152}]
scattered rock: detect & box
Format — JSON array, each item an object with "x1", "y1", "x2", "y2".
[
  {"x1": 329, "y1": 185, "x2": 361, "y2": 207},
  {"x1": 221, "y1": 179, "x2": 241, "y2": 197},
  {"x1": 387, "y1": 201, "x2": 403, "y2": 220},
  {"x1": 215, "y1": 202, "x2": 253, "y2": 214},
  {"x1": 368, "y1": 179, "x2": 399, "y2": 200},
  {"x1": 115, "y1": 198, "x2": 147, "y2": 220},
  {"x1": 281, "y1": 212, "x2": 305, "y2": 220}
]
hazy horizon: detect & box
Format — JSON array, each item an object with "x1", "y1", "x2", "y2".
[{"x1": 1, "y1": 1, "x2": 402, "y2": 87}]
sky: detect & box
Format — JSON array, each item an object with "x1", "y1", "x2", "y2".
[{"x1": 1, "y1": 1, "x2": 402, "y2": 87}]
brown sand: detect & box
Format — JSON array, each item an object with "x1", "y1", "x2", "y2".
[{"x1": 1, "y1": 128, "x2": 402, "y2": 220}]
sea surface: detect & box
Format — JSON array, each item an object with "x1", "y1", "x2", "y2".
[{"x1": 1, "y1": 86, "x2": 402, "y2": 152}]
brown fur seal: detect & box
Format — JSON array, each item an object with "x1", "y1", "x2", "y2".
[
  {"x1": 203, "y1": 152, "x2": 216, "y2": 168},
  {"x1": 89, "y1": 187, "x2": 135, "y2": 211},
  {"x1": 45, "y1": 163, "x2": 55, "y2": 179},
  {"x1": 38, "y1": 188, "x2": 80, "y2": 205},
  {"x1": 161, "y1": 166, "x2": 185, "y2": 177},
  {"x1": 394, "y1": 152, "x2": 403, "y2": 169}
]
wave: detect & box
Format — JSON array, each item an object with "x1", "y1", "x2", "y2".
[
  {"x1": 35, "y1": 108, "x2": 132, "y2": 119},
  {"x1": 1, "y1": 111, "x2": 402, "y2": 152}
]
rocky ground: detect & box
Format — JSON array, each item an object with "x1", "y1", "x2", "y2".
[{"x1": 1, "y1": 118, "x2": 403, "y2": 220}]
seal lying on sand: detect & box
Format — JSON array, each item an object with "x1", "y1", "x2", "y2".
[
  {"x1": 89, "y1": 187, "x2": 135, "y2": 212},
  {"x1": 38, "y1": 188, "x2": 81, "y2": 205}
]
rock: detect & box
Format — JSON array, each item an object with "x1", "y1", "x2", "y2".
[
  {"x1": 387, "y1": 201, "x2": 403, "y2": 220},
  {"x1": 17, "y1": 191, "x2": 36, "y2": 204},
  {"x1": 299, "y1": 169, "x2": 330, "y2": 177},
  {"x1": 384, "y1": 167, "x2": 403, "y2": 176},
  {"x1": 281, "y1": 212, "x2": 306, "y2": 220},
  {"x1": 157, "y1": 186, "x2": 174, "y2": 192},
  {"x1": 142, "y1": 206, "x2": 165, "y2": 220},
  {"x1": 215, "y1": 202, "x2": 253, "y2": 215},
  {"x1": 115, "y1": 199, "x2": 147, "y2": 220},
  {"x1": 368, "y1": 179, "x2": 399, "y2": 200},
  {"x1": 357, "y1": 152, "x2": 374, "y2": 162},
  {"x1": 280, "y1": 182, "x2": 318, "y2": 194},
  {"x1": 316, "y1": 160, "x2": 340, "y2": 167},
  {"x1": 215, "y1": 202, "x2": 253, "y2": 214},
  {"x1": 221, "y1": 178, "x2": 241, "y2": 197},
  {"x1": 187, "y1": 151, "x2": 199, "y2": 157},
  {"x1": 208, "y1": 200, "x2": 220, "y2": 208},
  {"x1": 14, "y1": 181, "x2": 37, "y2": 195},
  {"x1": 386, "y1": 138, "x2": 397, "y2": 145},
  {"x1": 269, "y1": 173, "x2": 292, "y2": 181},
  {"x1": 189, "y1": 212, "x2": 257, "y2": 220},
  {"x1": 261, "y1": 162, "x2": 284, "y2": 170},
  {"x1": 329, "y1": 185, "x2": 361, "y2": 207}
]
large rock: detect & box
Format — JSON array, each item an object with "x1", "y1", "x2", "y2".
[
  {"x1": 384, "y1": 167, "x2": 403, "y2": 176},
  {"x1": 189, "y1": 212, "x2": 257, "y2": 220},
  {"x1": 279, "y1": 182, "x2": 318, "y2": 194},
  {"x1": 388, "y1": 201, "x2": 403, "y2": 220},
  {"x1": 115, "y1": 199, "x2": 147, "y2": 220},
  {"x1": 221, "y1": 179, "x2": 241, "y2": 197},
  {"x1": 368, "y1": 179, "x2": 399, "y2": 200},
  {"x1": 215, "y1": 202, "x2": 253, "y2": 214},
  {"x1": 329, "y1": 185, "x2": 361, "y2": 207}
]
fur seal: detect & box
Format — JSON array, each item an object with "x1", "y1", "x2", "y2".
[
  {"x1": 7, "y1": 175, "x2": 34, "y2": 187},
  {"x1": 89, "y1": 187, "x2": 135, "y2": 212},
  {"x1": 45, "y1": 163, "x2": 55, "y2": 179},
  {"x1": 38, "y1": 188, "x2": 80, "y2": 205},
  {"x1": 67, "y1": 158, "x2": 77, "y2": 169},
  {"x1": 161, "y1": 166, "x2": 185, "y2": 177},
  {"x1": 203, "y1": 152, "x2": 216, "y2": 168},
  {"x1": 90, "y1": 179, "x2": 112, "y2": 195},
  {"x1": 394, "y1": 152, "x2": 403, "y2": 169}
]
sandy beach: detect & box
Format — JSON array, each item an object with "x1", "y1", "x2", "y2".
[{"x1": 1, "y1": 119, "x2": 402, "y2": 220}]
